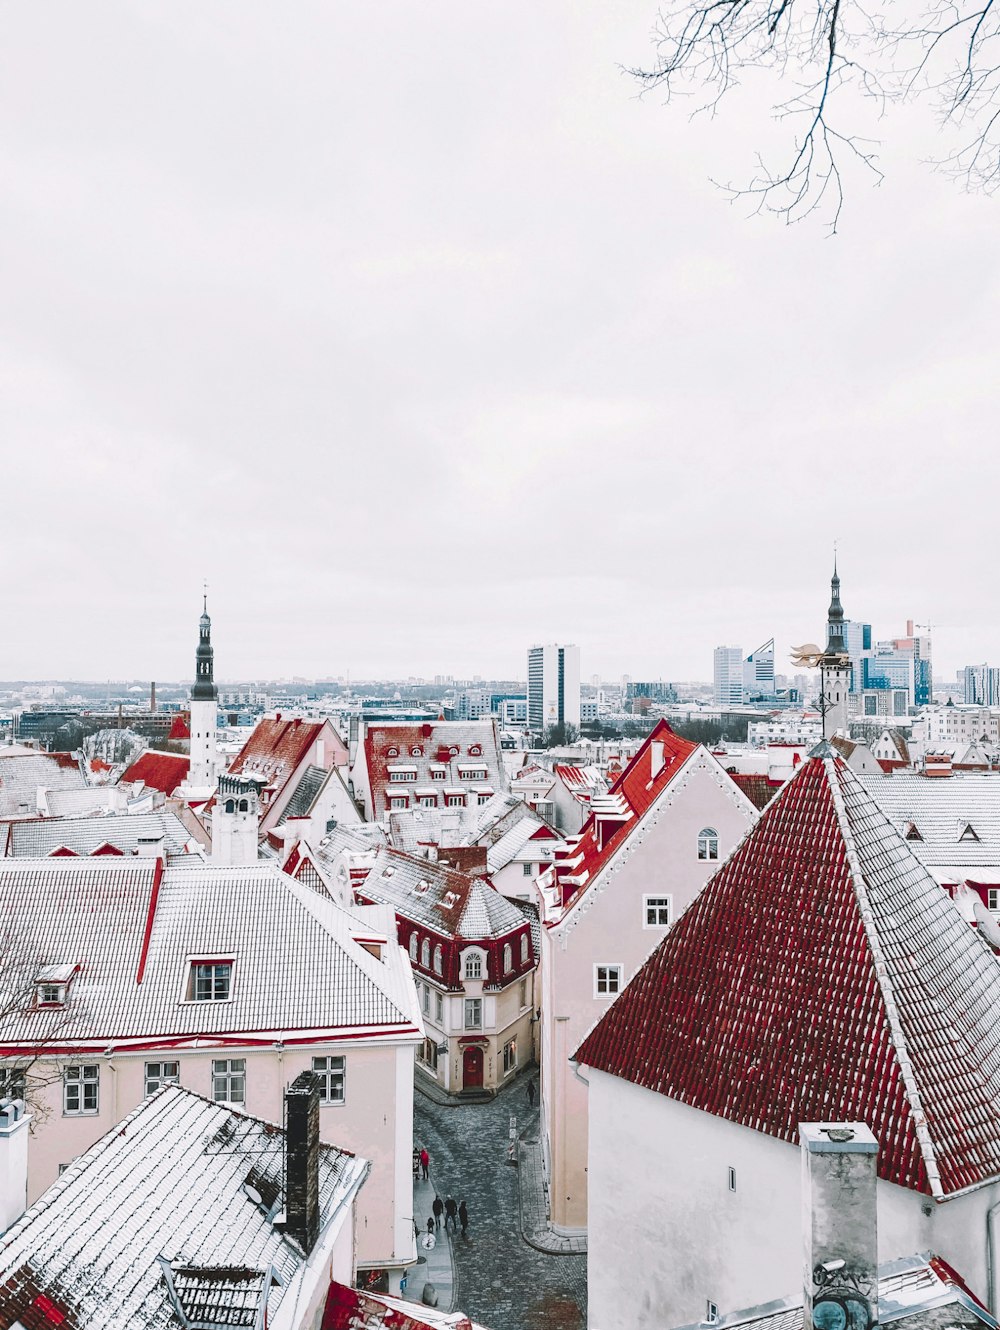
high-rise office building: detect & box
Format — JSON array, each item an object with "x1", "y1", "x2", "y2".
[
  {"x1": 527, "y1": 644, "x2": 581, "y2": 733},
  {"x1": 743, "y1": 639, "x2": 775, "y2": 699},
  {"x1": 963, "y1": 665, "x2": 1000, "y2": 706},
  {"x1": 713, "y1": 646, "x2": 745, "y2": 708}
]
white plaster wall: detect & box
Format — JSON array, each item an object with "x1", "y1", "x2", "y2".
[
  {"x1": 545, "y1": 756, "x2": 757, "y2": 1230},
  {"x1": 586, "y1": 1069, "x2": 999, "y2": 1330}
]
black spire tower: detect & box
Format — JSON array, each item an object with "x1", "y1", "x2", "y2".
[
  {"x1": 826, "y1": 557, "x2": 847, "y2": 656},
  {"x1": 192, "y1": 594, "x2": 218, "y2": 701}
]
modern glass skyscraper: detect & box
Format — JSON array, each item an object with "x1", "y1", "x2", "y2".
[
  {"x1": 527, "y1": 644, "x2": 581, "y2": 733},
  {"x1": 714, "y1": 646, "x2": 745, "y2": 707}
]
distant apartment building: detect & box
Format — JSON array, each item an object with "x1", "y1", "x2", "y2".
[
  {"x1": 527, "y1": 644, "x2": 580, "y2": 733},
  {"x1": 713, "y1": 646, "x2": 745, "y2": 708},
  {"x1": 963, "y1": 665, "x2": 1000, "y2": 706},
  {"x1": 580, "y1": 699, "x2": 599, "y2": 724},
  {"x1": 499, "y1": 697, "x2": 528, "y2": 729},
  {"x1": 624, "y1": 681, "x2": 678, "y2": 707},
  {"x1": 450, "y1": 689, "x2": 491, "y2": 721},
  {"x1": 742, "y1": 639, "x2": 775, "y2": 699},
  {"x1": 913, "y1": 704, "x2": 1000, "y2": 747}
]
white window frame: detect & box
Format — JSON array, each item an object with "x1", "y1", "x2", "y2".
[
  {"x1": 64, "y1": 1064, "x2": 100, "y2": 1115},
  {"x1": 421, "y1": 939, "x2": 431, "y2": 968},
  {"x1": 464, "y1": 998, "x2": 483, "y2": 1030},
  {"x1": 182, "y1": 957, "x2": 235, "y2": 1004},
  {"x1": 36, "y1": 982, "x2": 67, "y2": 1007},
  {"x1": 212, "y1": 1058, "x2": 246, "y2": 1105},
  {"x1": 433, "y1": 944, "x2": 443, "y2": 975},
  {"x1": 519, "y1": 979, "x2": 528, "y2": 1009},
  {"x1": 989, "y1": 888, "x2": 1000, "y2": 912},
  {"x1": 409, "y1": 933, "x2": 419, "y2": 960},
  {"x1": 144, "y1": 1060, "x2": 180, "y2": 1096},
  {"x1": 522, "y1": 861, "x2": 534, "y2": 877},
  {"x1": 435, "y1": 990, "x2": 444, "y2": 1022},
  {"x1": 644, "y1": 894, "x2": 673, "y2": 928},
  {"x1": 422, "y1": 984, "x2": 430, "y2": 1014},
  {"x1": 312, "y1": 1055, "x2": 345, "y2": 1105},
  {"x1": 697, "y1": 828, "x2": 719, "y2": 861},
  {"x1": 520, "y1": 932, "x2": 529, "y2": 963},
  {"x1": 463, "y1": 950, "x2": 484, "y2": 980},
  {"x1": 594, "y1": 964, "x2": 623, "y2": 998},
  {"x1": 503, "y1": 943, "x2": 513, "y2": 974}
]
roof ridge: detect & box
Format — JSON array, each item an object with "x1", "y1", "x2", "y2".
[{"x1": 824, "y1": 758, "x2": 942, "y2": 1197}]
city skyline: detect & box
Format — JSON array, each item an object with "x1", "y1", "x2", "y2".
[{"x1": 3, "y1": 6, "x2": 998, "y2": 685}]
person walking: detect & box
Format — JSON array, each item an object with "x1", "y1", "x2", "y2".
[
  {"x1": 458, "y1": 1199, "x2": 469, "y2": 1239},
  {"x1": 444, "y1": 1195, "x2": 457, "y2": 1233},
  {"x1": 426, "y1": 1216, "x2": 435, "y2": 1238},
  {"x1": 420, "y1": 1147, "x2": 430, "y2": 1181},
  {"x1": 432, "y1": 1195, "x2": 444, "y2": 1230},
  {"x1": 527, "y1": 1079, "x2": 535, "y2": 1107}
]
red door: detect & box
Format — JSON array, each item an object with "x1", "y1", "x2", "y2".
[{"x1": 462, "y1": 1046, "x2": 484, "y2": 1089}]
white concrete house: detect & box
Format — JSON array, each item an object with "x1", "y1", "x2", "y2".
[
  {"x1": 575, "y1": 745, "x2": 1000, "y2": 1329},
  {"x1": 537, "y1": 720, "x2": 759, "y2": 1233}
]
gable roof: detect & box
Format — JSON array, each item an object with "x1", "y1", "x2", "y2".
[
  {"x1": 0, "y1": 1085, "x2": 369, "y2": 1330},
  {"x1": 359, "y1": 847, "x2": 529, "y2": 943},
  {"x1": 542, "y1": 721, "x2": 745, "y2": 915},
  {"x1": 360, "y1": 721, "x2": 506, "y2": 823},
  {"x1": 0, "y1": 750, "x2": 87, "y2": 818},
  {"x1": 122, "y1": 750, "x2": 190, "y2": 796},
  {"x1": 228, "y1": 717, "x2": 343, "y2": 795},
  {"x1": 0, "y1": 859, "x2": 419, "y2": 1047},
  {"x1": 574, "y1": 752, "x2": 1000, "y2": 1199}
]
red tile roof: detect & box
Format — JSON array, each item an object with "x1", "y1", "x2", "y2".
[
  {"x1": 121, "y1": 751, "x2": 189, "y2": 796},
  {"x1": 544, "y1": 720, "x2": 698, "y2": 911},
  {"x1": 228, "y1": 716, "x2": 327, "y2": 792},
  {"x1": 168, "y1": 713, "x2": 190, "y2": 741},
  {"x1": 726, "y1": 771, "x2": 780, "y2": 810},
  {"x1": 574, "y1": 751, "x2": 1000, "y2": 1198},
  {"x1": 323, "y1": 1282, "x2": 480, "y2": 1330}
]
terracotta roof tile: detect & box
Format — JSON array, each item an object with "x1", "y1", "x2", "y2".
[
  {"x1": 121, "y1": 751, "x2": 190, "y2": 796},
  {"x1": 574, "y1": 754, "x2": 1000, "y2": 1198}
]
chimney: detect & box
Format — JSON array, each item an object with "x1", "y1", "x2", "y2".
[
  {"x1": 651, "y1": 740, "x2": 665, "y2": 779},
  {"x1": 0, "y1": 1097, "x2": 31, "y2": 1235},
  {"x1": 150, "y1": 681, "x2": 157, "y2": 713},
  {"x1": 136, "y1": 833, "x2": 165, "y2": 858},
  {"x1": 285, "y1": 1071, "x2": 321, "y2": 1255},
  {"x1": 800, "y1": 1122, "x2": 878, "y2": 1330}
]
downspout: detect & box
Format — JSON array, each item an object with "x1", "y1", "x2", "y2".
[{"x1": 987, "y1": 1198, "x2": 1000, "y2": 1314}]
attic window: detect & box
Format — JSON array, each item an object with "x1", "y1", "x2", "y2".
[
  {"x1": 36, "y1": 983, "x2": 67, "y2": 1008},
  {"x1": 187, "y1": 960, "x2": 234, "y2": 1002},
  {"x1": 469, "y1": 745, "x2": 482, "y2": 756},
  {"x1": 449, "y1": 746, "x2": 459, "y2": 756},
  {"x1": 34, "y1": 964, "x2": 77, "y2": 1008},
  {"x1": 387, "y1": 747, "x2": 399, "y2": 757},
  {"x1": 442, "y1": 890, "x2": 459, "y2": 908},
  {"x1": 410, "y1": 746, "x2": 423, "y2": 756},
  {"x1": 904, "y1": 822, "x2": 923, "y2": 842},
  {"x1": 415, "y1": 880, "x2": 430, "y2": 894},
  {"x1": 382, "y1": 866, "x2": 396, "y2": 878},
  {"x1": 960, "y1": 823, "x2": 981, "y2": 842}
]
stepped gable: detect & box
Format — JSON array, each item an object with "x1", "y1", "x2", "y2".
[{"x1": 574, "y1": 751, "x2": 1000, "y2": 1198}]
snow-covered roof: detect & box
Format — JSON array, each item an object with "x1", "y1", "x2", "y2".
[
  {"x1": 0, "y1": 811, "x2": 199, "y2": 860},
  {"x1": 0, "y1": 1085, "x2": 369, "y2": 1329},
  {"x1": 0, "y1": 751, "x2": 86, "y2": 818},
  {"x1": 860, "y1": 770, "x2": 1000, "y2": 868},
  {"x1": 359, "y1": 847, "x2": 527, "y2": 943},
  {"x1": 0, "y1": 858, "x2": 420, "y2": 1047}
]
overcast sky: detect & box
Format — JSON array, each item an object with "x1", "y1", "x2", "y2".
[{"x1": 3, "y1": 2, "x2": 997, "y2": 684}]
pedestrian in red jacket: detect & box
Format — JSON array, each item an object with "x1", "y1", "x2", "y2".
[{"x1": 420, "y1": 1147, "x2": 430, "y2": 1181}]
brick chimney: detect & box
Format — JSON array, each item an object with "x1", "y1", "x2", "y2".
[
  {"x1": 800, "y1": 1123, "x2": 878, "y2": 1330},
  {"x1": 0, "y1": 1097, "x2": 31, "y2": 1235},
  {"x1": 285, "y1": 1072, "x2": 321, "y2": 1255}
]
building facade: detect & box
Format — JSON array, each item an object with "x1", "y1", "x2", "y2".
[
  {"x1": 527, "y1": 644, "x2": 581, "y2": 734},
  {"x1": 713, "y1": 646, "x2": 745, "y2": 708}
]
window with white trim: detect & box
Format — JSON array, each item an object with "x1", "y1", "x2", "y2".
[
  {"x1": 698, "y1": 828, "x2": 719, "y2": 861},
  {"x1": 435, "y1": 990, "x2": 443, "y2": 1021},
  {"x1": 706, "y1": 1301, "x2": 719, "y2": 1324},
  {"x1": 463, "y1": 952, "x2": 483, "y2": 980},
  {"x1": 595, "y1": 964, "x2": 623, "y2": 997},
  {"x1": 189, "y1": 961, "x2": 233, "y2": 1002},
  {"x1": 418, "y1": 796, "x2": 436, "y2": 808},
  {"x1": 503, "y1": 1037, "x2": 517, "y2": 1074},
  {"x1": 727, "y1": 1166, "x2": 737, "y2": 1192},
  {"x1": 644, "y1": 894, "x2": 673, "y2": 927},
  {"x1": 989, "y1": 889, "x2": 1000, "y2": 911},
  {"x1": 312, "y1": 1055, "x2": 345, "y2": 1104},
  {"x1": 144, "y1": 1061, "x2": 180, "y2": 1096},
  {"x1": 433, "y1": 944, "x2": 443, "y2": 975},
  {"x1": 212, "y1": 1058, "x2": 245, "y2": 1104},
  {"x1": 421, "y1": 939, "x2": 430, "y2": 968},
  {"x1": 431, "y1": 770, "x2": 446, "y2": 781},
  {"x1": 422, "y1": 984, "x2": 430, "y2": 1014},
  {"x1": 519, "y1": 979, "x2": 528, "y2": 1009},
  {"x1": 522, "y1": 861, "x2": 534, "y2": 877},
  {"x1": 446, "y1": 794, "x2": 465, "y2": 808},
  {"x1": 520, "y1": 933, "x2": 529, "y2": 964},
  {"x1": 36, "y1": 983, "x2": 67, "y2": 1007},
  {"x1": 64, "y1": 1064, "x2": 99, "y2": 1115},
  {"x1": 503, "y1": 943, "x2": 513, "y2": 974},
  {"x1": 464, "y1": 998, "x2": 483, "y2": 1029},
  {"x1": 409, "y1": 933, "x2": 418, "y2": 960}
]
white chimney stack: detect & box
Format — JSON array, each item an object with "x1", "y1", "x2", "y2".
[
  {"x1": 800, "y1": 1122, "x2": 879, "y2": 1330},
  {"x1": 651, "y1": 740, "x2": 665, "y2": 779},
  {"x1": 0, "y1": 1097, "x2": 31, "y2": 1235}
]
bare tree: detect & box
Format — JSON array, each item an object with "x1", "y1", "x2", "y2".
[
  {"x1": 631, "y1": 0, "x2": 1000, "y2": 226},
  {"x1": 0, "y1": 926, "x2": 77, "y2": 1123}
]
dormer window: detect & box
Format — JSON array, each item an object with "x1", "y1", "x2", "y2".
[
  {"x1": 411, "y1": 746, "x2": 423, "y2": 757},
  {"x1": 187, "y1": 960, "x2": 234, "y2": 1002},
  {"x1": 387, "y1": 747, "x2": 399, "y2": 757},
  {"x1": 431, "y1": 769, "x2": 446, "y2": 781},
  {"x1": 960, "y1": 822, "x2": 981, "y2": 842},
  {"x1": 415, "y1": 879, "x2": 430, "y2": 894},
  {"x1": 469, "y1": 745, "x2": 482, "y2": 756},
  {"x1": 34, "y1": 964, "x2": 77, "y2": 1008},
  {"x1": 464, "y1": 952, "x2": 483, "y2": 979},
  {"x1": 442, "y1": 890, "x2": 460, "y2": 909}
]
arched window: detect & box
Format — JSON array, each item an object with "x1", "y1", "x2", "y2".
[
  {"x1": 421, "y1": 939, "x2": 431, "y2": 968},
  {"x1": 224, "y1": 799, "x2": 235, "y2": 814},
  {"x1": 464, "y1": 952, "x2": 482, "y2": 980},
  {"x1": 503, "y1": 943, "x2": 513, "y2": 974},
  {"x1": 238, "y1": 799, "x2": 249, "y2": 813},
  {"x1": 433, "y1": 944, "x2": 443, "y2": 975},
  {"x1": 520, "y1": 933, "x2": 528, "y2": 964},
  {"x1": 698, "y1": 827, "x2": 719, "y2": 861},
  {"x1": 409, "y1": 933, "x2": 418, "y2": 961}
]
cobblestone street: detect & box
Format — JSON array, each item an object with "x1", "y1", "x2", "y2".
[{"x1": 413, "y1": 1072, "x2": 587, "y2": 1330}]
